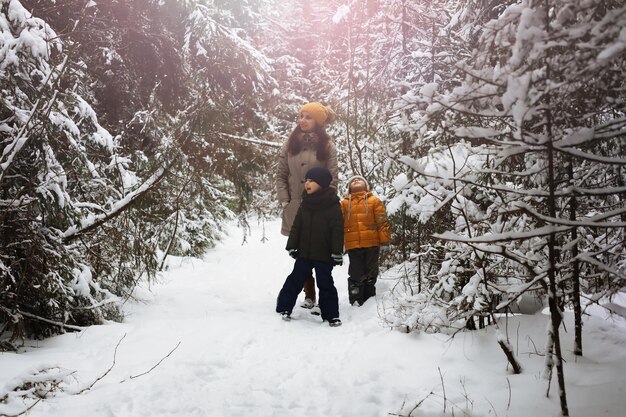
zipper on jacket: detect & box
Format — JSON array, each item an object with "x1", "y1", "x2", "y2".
[{"x1": 308, "y1": 208, "x2": 314, "y2": 258}]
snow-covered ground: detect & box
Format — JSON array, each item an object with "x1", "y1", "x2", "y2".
[{"x1": 1, "y1": 219, "x2": 625, "y2": 417}]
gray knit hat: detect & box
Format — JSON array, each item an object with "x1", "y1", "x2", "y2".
[{"x1": 346, "y1": 175, "x2": 370, "y2": 192}]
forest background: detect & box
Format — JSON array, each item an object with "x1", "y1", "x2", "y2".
[{"x1": 1, "y1": 1, "x2": 625, "y2": 416}]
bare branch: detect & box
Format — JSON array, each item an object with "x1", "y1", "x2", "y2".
[
  {"x1": 129, "y1": 341, "x2": 181, "y2": 380},
  {"x1": 78, "y1": 333, "x2": 126, "y2": 394}
]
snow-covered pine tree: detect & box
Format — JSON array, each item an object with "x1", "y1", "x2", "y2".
[
  {"x1": 1, "y1": 0, "x2": 284, "y2": 341},
  {"x1": 1, "y1": 0, "x2": 133, "y2": 339},
  {"x1": 384, "y1": 1, "x2": 626, "y2": 415},
  {"x1": 179, "y1": 0, "x2": 280, "y2": 231}
]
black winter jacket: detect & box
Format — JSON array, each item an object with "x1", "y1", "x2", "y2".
[{"x1": 286, "y1": 187, "x2": 344, "y2": 263}]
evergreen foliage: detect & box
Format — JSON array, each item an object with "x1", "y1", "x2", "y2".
[
  {"x1": 2, "y1": 2, "x2": 625, "y2": 413},
  {"x1": 1, "y1": 0, "x2": 279, "y2": 340}
]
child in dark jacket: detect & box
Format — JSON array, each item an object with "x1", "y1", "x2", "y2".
[{"x1": 276, "y1": 167, "x2": 344, "y2": 327}]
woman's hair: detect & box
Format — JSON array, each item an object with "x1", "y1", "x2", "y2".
[{"x1": 287, "y1": 125, "x2": 331, "y2": 161}]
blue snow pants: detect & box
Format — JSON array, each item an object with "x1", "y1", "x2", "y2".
[{"x1": 276, "y1": 258, "x2": 339, "y2": 321}]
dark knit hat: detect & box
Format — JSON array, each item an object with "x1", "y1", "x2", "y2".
[{"x1": 305, "y1": 167, "x2": 332, "y2": 189}]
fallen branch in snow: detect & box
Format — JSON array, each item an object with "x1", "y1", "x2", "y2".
[
  {"x1": 0, "y1": 367, "x2": 74, "y2": 417},
  {"x1": 438, "y1": 366, "x2": 447, "y2": 414},
  {"x1": 128, "y1": 341, "x2": 181, "y2": 380},
  {"x1": 484, "y1": 396, "x2": 500, "y2": 417},
  {"x1": 78, "y1": 333, "x2": 126, "y2": 394},
  {"x1": 523, "y1": 335, "x2": 544, "y2": 357},
  {"x1": 506, "y1": 377, "x2": 512, "y2": 410},
  {"x1": 0, "y1": 397, "x2": 43, "y2": 417},
  {"x1": 387, "y1": 389, "x2": 434, "y2": 416},
  {"x1": 18, "y1": 310, "x2": 85, "y2": 332},
  {"x1": 389, "y1": 377, "x2": 475, "y2": 417},
  {"x1": 459, "y1": 377, "x2": 474, "y2": 411},
  {"x1": 0, "y1": 340, "x2": 17, "y2": 352}
]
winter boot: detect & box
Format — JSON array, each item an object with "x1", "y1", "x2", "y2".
[
  {"x1": 363, "y1": 280, "x2": 377, "y2": 303},
  {"x1": 348, "y1": 279, "x2": 364, "y2": 306},
  {"x1": 301, "y1": 298, "x2": 315, "y2": 309},
  {"x1": 303, "y1": 274, "x2": 316, "y2": 305},
  {"x1": 328, "y1": 318, "x2": 342, "y2": 327}
]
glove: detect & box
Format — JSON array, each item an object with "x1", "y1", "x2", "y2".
[
  {"x1": 288, "y1": 249, "x2": 298, "y2": 259},
  {"x1": 331, "y1": 253, "x2": 343, "y2": 266}
]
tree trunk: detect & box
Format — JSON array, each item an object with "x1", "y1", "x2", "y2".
[
  {"x1": 543, "y1": 1, "x2": 569, "y2": 413},
  {"x1": 498, "y1": 339, "x2": 522, "y2": 374},
  {"x1": 545, "y1": 69, "x2": 570, "y2": 417},
  {"x1": 567, "y1": 159, "x2": 583, "y2": 356}
]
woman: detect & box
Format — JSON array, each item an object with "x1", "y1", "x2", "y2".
[{"x1": 276, "y1": 102, "x2": 338, "y2": 309}]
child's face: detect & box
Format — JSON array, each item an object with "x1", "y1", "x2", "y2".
[
  {"x1": 299, "y1": 112, "x2": 316, "y2": 132},
  {"x1": 304, "y1": 179, "x2": 322, "y2": 194},
  {"x1": 350, "y1": 179, "x2": 367, "y2": 192}
]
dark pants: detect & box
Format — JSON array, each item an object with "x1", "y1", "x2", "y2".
[
  {"x1": 347, "y1": 247, "x2": 380, "y2": 305},
  {"x1": 276, "y1": 258, "x2": 339, "y2": 321}
]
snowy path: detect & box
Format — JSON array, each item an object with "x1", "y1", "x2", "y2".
[{"x1": 1, "y1": 219, "x2": 626, "y2": 417}]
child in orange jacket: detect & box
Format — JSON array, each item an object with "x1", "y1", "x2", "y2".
[{"x1": 340, "y1": 175, "x2": 391, "y2": 306}]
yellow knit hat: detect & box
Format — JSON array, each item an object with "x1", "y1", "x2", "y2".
[{"x1": 300, "y1": 102, "x2": 335, "y2": 126}]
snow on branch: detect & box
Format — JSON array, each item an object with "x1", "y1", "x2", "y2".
[
  {"x1": 554, "y1": 146, "x2": 626, "y2": 165},
  {"x1": 576, "y1": 254, "x2": 626, "y2": 284},
  {"x1": 512, "y1": 201, "x2": 626, "y2": 228},
  {"x1": 62, "y1": 166, "x2": 167, "y2": 242},
  {"x1": 434, "y1": 225, "x2": 572, "y2": 243},
  {"x1": 217, "y1": 132, "x2": 282, "y2": 148}
]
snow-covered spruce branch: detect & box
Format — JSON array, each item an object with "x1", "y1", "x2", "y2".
[
  {"x1": 216, "y1": 132, "x2": 282, "y2": 148},
  {"x1": 62, "y1": 166, "x2": 168, "y2": 242},
  {"x1": 552, "y1": 117, "x2": 626, "y2": 148},
  {"x1": 0, "y1": 99, "x2": 41, "y2": 182},
  {"x1": 18, "y1": 310, "x2": 84, "y2": 332},
  {"x1": 575, "y1": 254, "x2": 626, "y2": 285},
  {"x1": 553, "y1": 146, "x2": 626, "y2": 166},
  {"x1": 434, "y1": 225, "x2": 571, "y2": 244},
  {"x1": 462, "y1": 171, "x2": 626, "y2": 198},
  {"x1": 0, "y1": 6, "x2": 81, "y2": 183},
  {"x1": 492, "y1": 275, "x2": 547, "y2": 311},
  {"x1": 0, "y1": 50, "x2": 68, "y2": 182},
  {"x1": 0, "y1": 367, "x2": 75, "y2": 417},
  {"x1": 581, "y1": 291, "x2": 626, "y2": 319},
  {"x1": 400, "y1": 153, "x2": 626, "y2": 199},
  {"x1": 70, "y1": 297, "x2": 120, "y2": 311},
  {"x1": 452, "y1": 60, "x2": 505, "y2": 88},
  {"x1": 512, "y1": 201, "x2": 626, "y2": 228},
  {"x1": 395, "y1": 154, "x2": 569, "y2": 199},
  {"x1": 431, "y1": 237, "x2": 549, "y2": 300}
]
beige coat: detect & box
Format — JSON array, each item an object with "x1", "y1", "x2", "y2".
[{"x1": 276, "y1": 133, "x2": 338, "y2": 236}]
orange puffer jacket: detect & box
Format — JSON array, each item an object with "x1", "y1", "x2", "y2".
[{"x1": 341, "y1": 191, "x2": 390, "y2": 250}]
